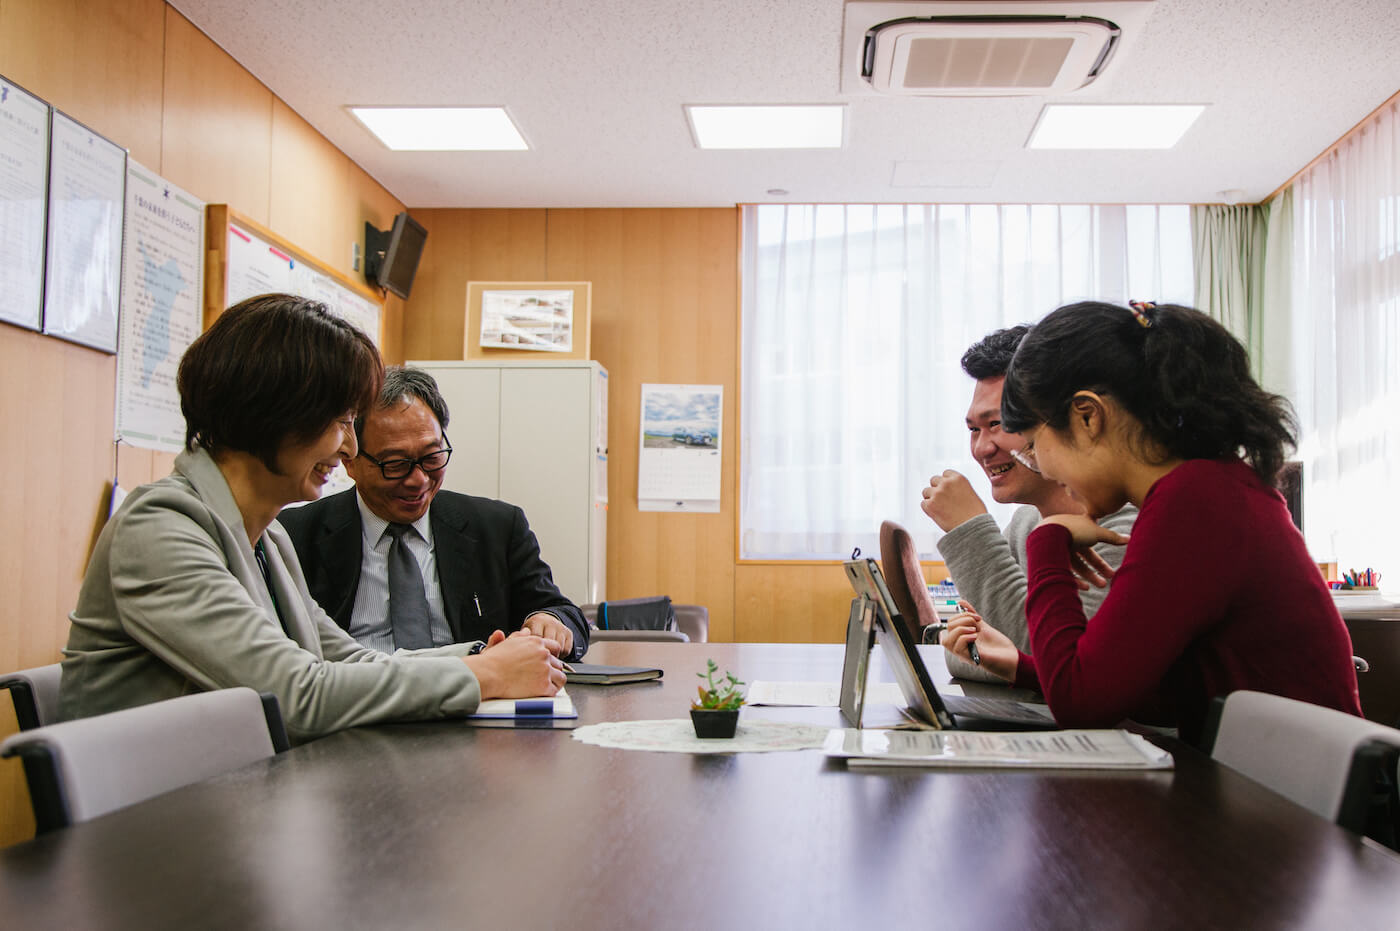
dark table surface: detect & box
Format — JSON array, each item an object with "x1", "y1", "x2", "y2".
[{"x1": 4, "y1": 642, "x2": 1400, "y2": 930}]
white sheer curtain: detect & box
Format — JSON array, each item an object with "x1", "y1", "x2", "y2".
[
  {"x1": 1290, "y1": 98, "x2": 1400, "y2": 578},
  {"x1": 740, "y1": 203, "x2": 1193, "y2": 559}
]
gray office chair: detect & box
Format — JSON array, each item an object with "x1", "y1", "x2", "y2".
[
  {"x1": 580, "y1": 600, "x2": 709, "y2": 642},
  {"x1": 1200, "y1": 690, "x2": 1400, "y2": 851},
  {"x1": 1, "y1": 687, "x2": 290, "y2": 834},
  {"x1": 589, "y1": 629, "x2": 690, "y2": 643},
  {"x1": 1, "y1": 662, "x2": 62, "y2": 731}
]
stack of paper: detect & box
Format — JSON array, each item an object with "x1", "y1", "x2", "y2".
[{"x1": 824, "y1": 727, "x2": 1174, "y2": 770}]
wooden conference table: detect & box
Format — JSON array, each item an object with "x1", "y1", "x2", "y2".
[{"x1": 4, "y1": 642, "x2": 1400, "y2": 929}]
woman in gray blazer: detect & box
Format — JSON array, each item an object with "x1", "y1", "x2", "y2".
[{"x1": 60, "y1": 294, "x2": 564, "y2": 742}]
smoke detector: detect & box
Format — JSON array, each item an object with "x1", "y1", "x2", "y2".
[{"x1": 842, "y1": 1, "x2": 1156, "y2": 96}]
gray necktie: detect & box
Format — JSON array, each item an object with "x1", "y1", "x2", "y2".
[{"x1": 386, "y1": 523, "x2": 433, "y2": 650}]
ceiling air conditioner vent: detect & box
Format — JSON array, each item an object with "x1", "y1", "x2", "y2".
[{"x1": 862, "y1": 15, "x2": 1122, "y2": 96}]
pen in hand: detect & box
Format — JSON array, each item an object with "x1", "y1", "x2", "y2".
[{"x1": 955, "y1": 599, "x2": 982, "y2": 665}]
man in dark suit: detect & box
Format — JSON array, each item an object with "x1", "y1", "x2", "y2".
[{"x1": 279, "y1": 366, "x2": 588, "y2": 661}]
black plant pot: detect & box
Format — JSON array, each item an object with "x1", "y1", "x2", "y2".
[{"x1": 690, "y1": 707, "x2": 740, "y2": 739}]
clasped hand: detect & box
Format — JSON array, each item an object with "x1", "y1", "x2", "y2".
[{"x1": 465, "y1": 628, "x2": 566, "y2": 699}]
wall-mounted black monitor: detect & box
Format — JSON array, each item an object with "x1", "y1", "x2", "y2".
[
  {"x1": 364, "y1": 211, "x2": 427, "y2": 299},
  {"x1": 1279, "y1": 460, "x2": 1303, "y2": 533}
]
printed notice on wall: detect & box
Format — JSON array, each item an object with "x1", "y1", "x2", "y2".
[
  {"x1": 637, "y1": 384, "x2": 722, "y2": 512},
  {"x1": 42, "y1": 110, "x2": 126, "y2": 352},
  {"x1": 0, "y1": 78, "x2": 50, "y2": 332},
  {"x1": 115, "y1": 162, "x2": 204, "y2": 452}
]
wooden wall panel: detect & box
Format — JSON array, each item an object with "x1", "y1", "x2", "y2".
[
  {"x1": 159, "y1": 6, "x2": 272, "y2": 224},
  {"x1": 0, "y1": 1, "x2": 410, "y2": 848},
  {"x1": 735, "y1": 565, "x2": 858, "y2": 643},
  {"x1": 0, "y1": 330, "x2": 117, "y2": 841},
  {"x1": 0, "y1": 0, "x2": 165, "y2": 168},
  {"x1": 546, "y1": 209, "x2": 739, "y2": 642},
  {"x1": 269, "y1": 98, "x2": 355, "y2": 275},
  {"x1": 405, "y1": 209, "x2": 548, "y2": 362}
]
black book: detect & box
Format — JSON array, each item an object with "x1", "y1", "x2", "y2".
[{"x1": 564, "y1": 663, "x2": 664, "y2": 685}]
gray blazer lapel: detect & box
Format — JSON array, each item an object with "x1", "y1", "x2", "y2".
[{"x1": 174, "y1": 449, "x2": 285, "y2": 636}]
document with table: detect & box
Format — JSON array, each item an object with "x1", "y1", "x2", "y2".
[{"x1": 824, "y1": 727, "x2": 1174, "y2": 770}]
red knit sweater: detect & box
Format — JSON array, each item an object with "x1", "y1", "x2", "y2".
[{"x1": 1013, "y1": 458, "x2": 1361, "y2": 744}]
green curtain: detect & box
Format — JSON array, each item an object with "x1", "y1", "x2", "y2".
[
  {"x1": 1256, "y1": 189, "x2": 1294, "y2": 398},
  {"x1": 1191, "y1": 203, "x2": 1271, "y2": 374},
  {"x1": 1190, "y1": 197, "x2": 1296, "y2": 396}
]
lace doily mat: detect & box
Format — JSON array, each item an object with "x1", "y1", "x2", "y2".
[{"x1": 572, "y1": 718, "x2": 831, "y2": 754}]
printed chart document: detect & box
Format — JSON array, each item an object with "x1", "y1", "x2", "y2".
[
  {"x1": 470, "y1": 689, "x2": 576, "y2": 720},
  {"x1": 824, "y1": 728, "x2": 1174, "y2": 770}
]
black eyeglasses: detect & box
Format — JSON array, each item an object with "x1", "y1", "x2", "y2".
[{"x1": 359, "y1": 434, "x2": 453, "y2": 480}]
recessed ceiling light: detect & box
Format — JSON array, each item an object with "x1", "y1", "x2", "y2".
[
  {"x1": 349, "y1": 107, "x2": 529, "y2": 151},
  {"x1": 1027, "y1": 104, "x2": 1206, "y2": 150},
  {"x1": 686, "y1": 105, "x2": 845, "y2": 149}
]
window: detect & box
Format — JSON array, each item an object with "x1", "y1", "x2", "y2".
[
  {"x1": 739, "y1": 203, "x2": 1193, "y2": 559},
  {"x1": 1290, "y1": 99, "x2": 1400, "y2": 577}
]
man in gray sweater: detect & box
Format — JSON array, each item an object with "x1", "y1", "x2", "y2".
[{"x1": 921, "y1": 327, "x2": 1137, "y2": 682}]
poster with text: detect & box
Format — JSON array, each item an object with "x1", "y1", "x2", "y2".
[
  {"x1": 638, "y1": 384, "x2": 722, "y2": 512},
  {"x1": 42, "y1": 110, "x2": 125, "y2": 352},
  {"x1": 115, "y1": 162, "x2": 204, "y2": 452},
  {"x1": 0, "y1": 78, "x2": 50, "y2": 331}
]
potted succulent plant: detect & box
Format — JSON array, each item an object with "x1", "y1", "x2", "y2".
[{"x1": 690, "y1": 659, "x2": 746, "y2": 738}]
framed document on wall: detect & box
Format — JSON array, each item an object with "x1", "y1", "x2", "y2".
[
  {"x1": 466, "y1": 280, "x2": 591, "y2": 361},
  {"x1": 0, "y1": 76, "x2": 50, "y2": 333},
  {"x1": 42, "y1": 109, "x2": 127, "y2": 353}
]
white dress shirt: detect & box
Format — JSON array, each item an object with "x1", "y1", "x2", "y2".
[{"x1": 348, "y1": 492, "x2": 454, "y2": 653}]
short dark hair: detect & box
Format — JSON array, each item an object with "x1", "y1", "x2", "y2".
[
  {"x1": 355, "y1": 366, "x2": 451, "y2": 444},
  {"x1": 178, "y1": 293, "x2": 383, "y2": 472},
  {"x1": 961, "y1": 326, "x2": 1031, "y2": 380},
  {"x1": 1001, "y1": 301, "x2": 1297, "y2": 484}
]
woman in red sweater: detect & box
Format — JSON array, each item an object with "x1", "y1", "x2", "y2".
[{"x1": 943, "y1": 301, "x2": 1361, "y2": 743}]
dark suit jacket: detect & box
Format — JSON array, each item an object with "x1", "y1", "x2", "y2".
[{"x1": 278, "y1": 489, "x2": 588, "y2": 660}]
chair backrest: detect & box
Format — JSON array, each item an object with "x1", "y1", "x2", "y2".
[
  {"x1": 581, "y1": 601, "x2": 709, "y2": 642},
  {"x1": 588, "y1": 628, "x2": 689, "y2": 643},
  {"x1": 1, "y1": 662, "x2": 63, "y2": 730},
  {"x1": 878, "y1": 520, "x2": 938, "y2": 644},
  {"x1": 1203, "y1": 690, "x2": 1400, "y2": 846},
  {"x1": 1, "y1": 687, "x2": 288, "y2": 834},
  {"x1": 673, "y1": 605, "x2": 709, "y2": 643}
]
